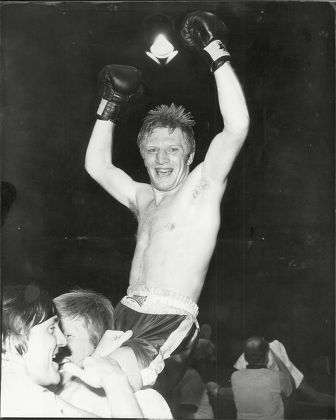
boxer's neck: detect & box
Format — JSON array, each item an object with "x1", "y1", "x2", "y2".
[
  {"x1": 151, "y1": 169, "x2": 190, "y2": 205},
  {"x1": 152, "y1": 179, "x2": 189, "y2": 204},
  {"x1": 152, "y1": 188, "x2": 177, "y2": 205}
]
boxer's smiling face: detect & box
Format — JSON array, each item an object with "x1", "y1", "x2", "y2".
[{"x1": 142, "y1": 127, "x2": 193, "y2": 192}]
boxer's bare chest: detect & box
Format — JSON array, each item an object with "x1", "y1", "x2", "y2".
[
  {"x1": 134, "y1": 175, "x2": 221, "y2": 247},
  {"x1": 138, "y1": 194, "x2": 180, "y2": 239}
]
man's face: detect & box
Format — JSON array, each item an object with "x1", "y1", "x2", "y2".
[
  {"x1": 22, "y1": 315, "x2": 66, "y2": 386},
  {"x1": 60, "y1": 317, "x2": 95, "y2": 367},
  {"x1": 141, "y1": 127, "x2": 194, "y2": 192}
]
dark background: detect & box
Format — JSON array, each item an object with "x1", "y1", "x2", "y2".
[{"x1": 1, "y1": 0, "x2": 334, "y2": 392}]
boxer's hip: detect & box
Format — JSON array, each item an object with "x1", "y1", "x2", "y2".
[
  {"x1": 121, "y1": 283, "x2": 199, "y2": 318},
  {"x1": 114, "y1": 286, "x2": 199, "y2": 386}
]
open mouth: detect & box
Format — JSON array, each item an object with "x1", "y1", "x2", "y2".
[
  {"x1": 155, "y1": 168, "x2": 173, "y2": 178},
  {"x1": 52, "y1": 353, "x2": 60, "y2": 369},
  {"x1": 52, "y1": 353, "x2": 70, "y2": 370},
  {"x1": 59, "y1": 358, "x2": 71, "y2": 371}
]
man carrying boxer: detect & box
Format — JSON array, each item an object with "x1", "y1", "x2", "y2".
[
  {"x1": 1, "y1": 284, "x2": 143, "y2": 418},
  {"x1": 85, "y1": 11, "x2": 249, "y2": 390}
]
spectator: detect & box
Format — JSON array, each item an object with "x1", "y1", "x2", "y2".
[
  {"x1": 168, "y1": 338, "x2": 215, "y2": 419},
  {"x1": 231, "y1": 336, "x2": 293, "y2": 420},
  {"x1": 193, "y1": 338, "x2": 216, "y2": 383},
  {"x1": 200, "y1": 323, "x2": 213, "y2": 340},
  {"x1": 171, "y1": 366, "x2": 214, "y2": 419},
  {"x1": 234, "y1": 338, "x2": 335, "y2": 408}
]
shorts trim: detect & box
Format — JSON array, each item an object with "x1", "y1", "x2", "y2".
[{"x1": 124, "y1": 284, "x2": 199, "y2": 318}]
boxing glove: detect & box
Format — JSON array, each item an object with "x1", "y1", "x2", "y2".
[
  {"x1": 181, "y1": 11, "x2": 230, "y2": 73},
  {"x1": 97, "y1": 64, "x2": 142, "y2": 122}
]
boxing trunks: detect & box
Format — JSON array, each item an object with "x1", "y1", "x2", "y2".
[{"x1": 114, "y1": 284, "x2": 199, "y2": 387}]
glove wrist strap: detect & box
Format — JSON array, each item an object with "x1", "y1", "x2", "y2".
[
  {"x1": 97, "y1": 99, "x2": 120, "y2": 122},
  {"x1": 211, "y1": 55, "x2": 231, "y2": 73},
  {"x1": 203, "y1": 40, "x2": 231, "y2": 72}
]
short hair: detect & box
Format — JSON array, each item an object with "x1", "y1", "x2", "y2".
[
  {"x1": 2, "y1": 284, "x2": 57, "y2": 355},
  {"x1": 137, "y1": 103, "x2": 196, "y2": 157},
  {"x1": 243, "y1": 336, "x2": 270, "y2": 365},
  {"x1": 54, "y1": 289, "x2": 114, "y2": 348}
]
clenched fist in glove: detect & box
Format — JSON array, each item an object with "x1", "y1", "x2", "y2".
[
  {"x1": 181, "y1": 11, "x2": 231, "y2": 73},
  {"x1": 97, "y1": 64, "x2": 142, "y2": 122}
]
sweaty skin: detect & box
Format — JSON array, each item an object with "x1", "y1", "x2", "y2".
[{"x1": 130, "y1": 127, "x2": 223, "y2": 302}]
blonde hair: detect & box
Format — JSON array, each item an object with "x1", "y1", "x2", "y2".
[
  {"x1": 54, "y1": 288, "x2": 114, "y2": 347},
  {"x1": 137, "y1": 103, "x2": 196, "y2": 157}
]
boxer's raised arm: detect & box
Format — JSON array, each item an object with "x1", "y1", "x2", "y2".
[
  {"x1": 181, "y1": 12, "x2": 249, "y2": 185},
  {"x1": 205, "y1": 61, "x2": 249, "y2": 184},
  {"x1": 86, "y1": 120, "x2": 139, "y2": 208},
  {"x1": 85, "y1": 65, "x2": 143, "y2": 209}
]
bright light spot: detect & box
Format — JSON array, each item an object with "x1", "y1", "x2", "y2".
[
  {"x1": 150, "y1": 34, "x2": 174, "y2": 59},
  {"x1": 165, "y1": 50, "x2": 178, "y2": 64},
  {"x1": 145, "y1": 51, "x2": 161, "y2": 64},
  {"x1": 146, "y1": 33, "x2": 178, "y2": 65}
]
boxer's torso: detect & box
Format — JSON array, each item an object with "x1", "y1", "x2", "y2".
[{"x1": 129, "y1": 164, "x2": 225, "y2": 302}]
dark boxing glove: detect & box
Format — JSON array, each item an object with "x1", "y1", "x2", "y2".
[
  {"x1": 181, "y1": 11, "x2": 230, "y2": 73},
  {"x1": 97, "y1": 64, "x2": 142, "y2": 122}
]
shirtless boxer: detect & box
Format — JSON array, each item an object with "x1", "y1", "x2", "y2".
[{"x1": 85, "y1": 11, "x2": 249, "y2": 389}]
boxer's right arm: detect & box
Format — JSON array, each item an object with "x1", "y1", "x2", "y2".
[{"x1": 85, "y1": 65, "x2": 142, "y2": 209}]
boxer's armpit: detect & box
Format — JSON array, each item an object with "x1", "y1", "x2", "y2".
[{"x1": 192, "y1": 177, "x2": 210, "y2": 199}]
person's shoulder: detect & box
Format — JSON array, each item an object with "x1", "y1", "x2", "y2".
[
  {"x1": 265, "y1": 367, "x2": 282, "y2": 377},
  {"x1": 232, "y1": 367, "x2": 246, "y2": 374},
  {"x1": 231, "y1": 368, "x2": 245, "y2": 380},
  {"x1": 185, "y1": 367, "x2": 199, "y2": 376},
  {"x1": 182, "y1": 163, "x2": 226, "y2": 200},
  {"x1": 185, "y1": 367, "x2": 203, "y2": 382},
  {"x1": 134, "y1": 182, "x2": 153, "y2": 210},
  {"x1": 135, "y1": 181, "x2": 152, "y2": 198},
  {"x1": 263, "y1": 368, "x2": 284, "y2": 385}
]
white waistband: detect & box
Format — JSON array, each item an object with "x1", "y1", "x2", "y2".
[{"x1": 125, "y1": 284, "x2": 199, "y2": 318}]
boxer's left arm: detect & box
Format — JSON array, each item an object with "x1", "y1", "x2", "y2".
[
  {"x1": 181, "y1": 12, "x2": 249, "y2": 186},
  {"x1": 206, "y1": 62, "x2": 250, "y2": 185}
]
